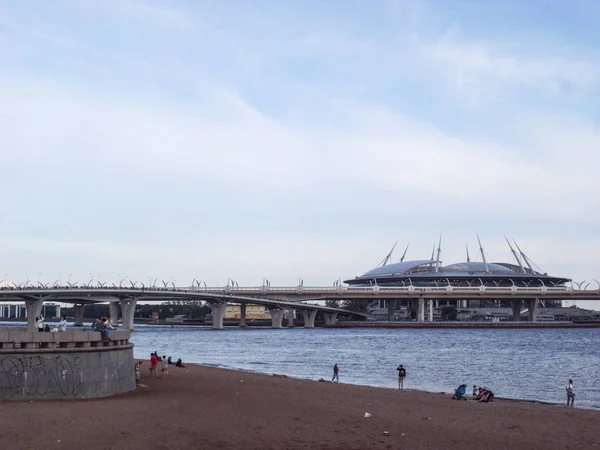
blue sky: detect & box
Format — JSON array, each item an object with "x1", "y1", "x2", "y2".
[{"x1": 1, "y1": 0, "x2": 600, "y2": 308}]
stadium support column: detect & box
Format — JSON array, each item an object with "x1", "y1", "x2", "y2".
[
  {"x1": 74, "y1": 304, "x2": 85, "y2": 326},
  {"x1": 24, "y1": 297, "x2": 44, "y2": 330},
  {"x1": 387, "y1": 300, "x2": 394, "y2": 321},
  {"x1": 528, "y1": 299, "x2": 538, "y2": 322},
  {"x1": 428, "y1": 300, "x2": 434, "y2": 322},
  {"x1": 417, "y1": 296, "x2": 425, "y2": 322},
  {"x1": 210, "y1": 302, "x2": 227, "y2": 330},
  {"x1": 239, "y1": 303, "x2": 247, "y2": 327},
  {"x1": 512, "y1": 299, "x2": 523, "y2": 322},
  {"x1": 302, "y1": 310, "x2": 317, "y2": 328},
  {"x1": 270, "y1": 309, "x2": 284, "y2": 328}
]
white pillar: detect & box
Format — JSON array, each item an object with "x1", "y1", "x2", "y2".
[
  {"x1": 528, "y1": 298, "x2": 538, "y2": 322},
  {"x1": 286, "y1": 308, "x2": 295, "y2": 327},
  {"x1": 417, "y1": 297, "x2": 425, "y2": 322},
  {"x1": 512, "y1": 299, "x2": 523, "y2": 322},
  {"x1": 210, "y1": 302, "x2": 227, "y2": 330},
  {"x1": 109, "y1": 302, "x2": 120, "y2": 327},
  {"x1": 428, "y1": 299, "x2": 433, "y2": 322},
  {"x1": 239, "y1": 303, "x2": 247, "y2": 327},
  {"x1": 302, "y1": 310, "x2": 317, "y2": 328},
  {"x1": 323, "y1": 312, "x2": 338, "y2": 325},
  {"x1": 24, "y1": 298, "x2": 44, "y2": 330},
  {"x1": 270, "y1": 309, "x2": 284, "y2": 328},
  {"x1": 120, "y1": 298, "x2": 138, "y2": 331},
  {"x1": 74, "y1": 304, "x2": 85, "y2": 326}
]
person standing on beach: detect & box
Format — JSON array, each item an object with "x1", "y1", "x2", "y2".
[
  {"x1": 566, "y1": 379, "x2": 575, "y2": 407},
  {"x1": 396, "y1": 364, "x2": 406, "y2": 389},
  {"x1": 332, "y1": 364, "x2": 339, "y2": 383}
]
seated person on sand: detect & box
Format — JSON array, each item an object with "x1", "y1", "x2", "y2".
[
  {"x1": 175, "y1": 358, "x2": 186, "y2": 368},
  {"x1": 167, "y1": 356, "x2": 173, "y2": 365},
  {"x1": 475, "y1": 388, "x2": 494, "y2": 403},
  {"x1": 452, "y1": 384, "x2": 468, "y2": 400}
]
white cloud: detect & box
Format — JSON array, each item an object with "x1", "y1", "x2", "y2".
[{"x1": 1, "y1": 0, "x2": 600, "y2": 309}]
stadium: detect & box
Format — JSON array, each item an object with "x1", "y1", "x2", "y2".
[{"x1": 343, "y1": 238, "x2": 595, "y2": 321}]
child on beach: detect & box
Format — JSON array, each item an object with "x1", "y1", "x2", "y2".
[
  {"x1": 161, "y1": 355, "x2": 170, "y2": 378},
  {"x1": 472, "y1": 385, "x2": 477, "y2": 397},
  {"x1": 135, "y1": 361, "x2": 142, "y2": 384}
]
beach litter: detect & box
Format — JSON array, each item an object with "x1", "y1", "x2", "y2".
[
  {"x1": 383, "y1": 431, "x2": 390, "y2": 436},
  {"x1": 364, "y1": 412, "x2": 372, "y2": 418}
]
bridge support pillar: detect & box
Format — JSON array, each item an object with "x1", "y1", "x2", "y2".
[
  {"x1": 387, "y1": 300, "x2": 394, "y2": 321},
  {"x1": 287, "y1": 308, "x2": 295, "y2": 327},
  {"x1": 239, "y1": 303, "x2": 247, "y2": 327},
  {"x1": 428, "y1": 300, "x2": 434, "y2": 322},
  {"x1": 528, "y1": 299, "x2": 538, "y2": 322},
  {"x1": 512, "y1": 299, "x2": 523, "y2": 322},
  {"x1": 323, "y1": 312, "x2": 338, "y2": 325},
  {"x1": 270, "y1": 309, "x2": 284, "y2": 328},
  {"x1": 302, "y1": 310, "x2": 317, "y2": 328},
  {"x1": 74, "y1": 304, "x2": 86, "y2": 326},
  {"x1": 120, "y1": 298, "x2": 138, "y2": 331},
  {"x1": 211, "y1": 302, "x2": 227, "y2": 330},
  {"x1": 25, "y1": 298, "x2": 44, "y2": 330},
  {"x1": 109, "y1": 302, "x2": 120, "y2": 327},
  {"x1": 417, "y1": 297, "x2": 425, "y2": 322}
]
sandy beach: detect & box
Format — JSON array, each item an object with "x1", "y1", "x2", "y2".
[{"x1": 2, "y1": 362, "x2": 599, "y2": 450}]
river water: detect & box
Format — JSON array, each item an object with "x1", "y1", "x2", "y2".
[{"x1": 129, "y1": 325, "x2": 600, "y2": 409}]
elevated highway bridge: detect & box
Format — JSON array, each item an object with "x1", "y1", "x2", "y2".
[{"x1": 1, "y1": 284, "x2": 598, "y2": 329}]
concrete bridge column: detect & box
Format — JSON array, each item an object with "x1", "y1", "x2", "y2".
[
  {"x1": 387, "y1": 300, "x2": 394, "y2": 321},
  {"x1": 528, "y1": 299, "x2": 538, "y2": 322},
  {"x1": 109, "y1": 302, "x2": 120, "y2": 327},
  {"x1": 239, "y1": 303, "x2": 247, "y2": 328},
  {"x1": 287, "y1": 308, "x2": 295, "y2": 327},
  {"x1": 74, "y1": 304, "x2": 86, "y2": 326},
  {"x1": 270, "y1": 309, "x2": 284, "y2": 328},
  {"x1": 417, "y1": 297, "x2": 425, "y2": 322},
  {"x1": 210, "y1": 302, "x2": 227, "y2": 330},
  {"x1": 302, "y1": 310, "x2": 317, "y2": 328},
  {"x1": 512, "y1": 299, "x2": 523, "y2": 322},
  {"x1": 24, "y1": 298, "x2": 44, "y2": 330},
  {"x1": 120, "y1": 298, "x2": 138, "y2": 331},
  {"x1": 428, "y1": 300, "x2": 434, "y2": 322},
  {"x1": 323, "y1": 312, "x2": 338, "y2": 325}
]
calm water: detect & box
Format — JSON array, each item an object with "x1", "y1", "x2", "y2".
[
  {"x1": 2, "y1": 322, "x2": 598, "y2": 409},
  {"x1": 130, "y1": 325, "x2": 600, "y2": 409}
]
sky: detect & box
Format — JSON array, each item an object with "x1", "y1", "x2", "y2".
[{"x1": 1, "y1": 0, "x2": 600, "y2": 308}]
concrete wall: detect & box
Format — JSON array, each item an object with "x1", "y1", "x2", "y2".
[{"x1": 0, "y1": 330, "x2": 135, "y2": 401}]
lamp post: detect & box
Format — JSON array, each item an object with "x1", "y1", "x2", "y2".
[{"x1": 37, "y1": 273, "x2": 42, "y2": 286}]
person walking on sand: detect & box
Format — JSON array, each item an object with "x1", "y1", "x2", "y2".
[
  {"x1": 150, "y1": 353, "x2": 159, "y2": 379},
  {"x1": 566, "y1": 379, "x2": 575, "y2": 407},
  {"x1": 396, "y1": 364, "x2": 406, "y2": 389},
  {"x1": 332, "y1": 364, "x2": 339, "y2": 383}
]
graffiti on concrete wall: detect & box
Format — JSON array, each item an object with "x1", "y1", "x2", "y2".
[{"x1": 0, "y1": 355, "x2": 82, "y2": 398}]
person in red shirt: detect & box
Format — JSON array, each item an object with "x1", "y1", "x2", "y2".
[{"x1": 149, "y1": 353, "x2": 159, "y2": 379}]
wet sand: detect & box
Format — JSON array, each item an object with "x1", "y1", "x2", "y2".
[{"x1": 2, "y1": 363, "x2": 599, "y2": 450}]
